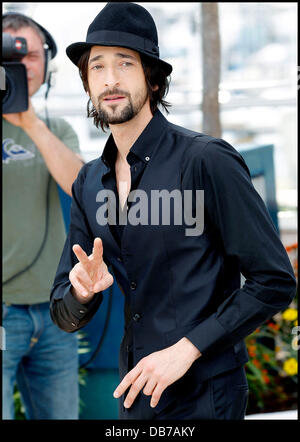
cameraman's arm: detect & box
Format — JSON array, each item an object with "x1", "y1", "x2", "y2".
[{"x1": 3, "y1": 100, "x2": 83, "y2": 196}]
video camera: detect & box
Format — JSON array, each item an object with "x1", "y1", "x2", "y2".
[{"x1": 2, "y1": 32, "x2": 29, "y2": 113}]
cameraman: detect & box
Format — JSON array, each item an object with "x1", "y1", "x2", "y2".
[{"x1": 2, "y1": 13, "x2": 83, "y2": 420}]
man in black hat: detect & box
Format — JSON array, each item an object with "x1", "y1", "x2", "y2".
[{"x1": 50, "y1": 2, "x2": 296, "y2": 419}]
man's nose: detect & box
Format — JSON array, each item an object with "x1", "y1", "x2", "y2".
[
  {"x1": 21, "y1": 58, "x2": 33, "y2": 78},
  {"x1": 104, "y1": 67, "x2": 120, "y2": 88}
]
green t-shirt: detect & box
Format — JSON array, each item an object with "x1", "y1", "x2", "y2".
[{"x1": 3, "y1": 117, "x2": 80, "y2": 304}]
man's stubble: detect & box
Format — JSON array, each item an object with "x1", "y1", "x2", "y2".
[{"x1": 92, "y1": 84, "x2": 149, "y2": 126}]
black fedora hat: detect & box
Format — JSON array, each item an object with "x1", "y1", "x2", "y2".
[{"x1": 66, "y1": 2, "x2": 172, "y2": 76}]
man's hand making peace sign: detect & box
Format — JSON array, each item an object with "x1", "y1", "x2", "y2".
[{"x1": 69, "y1": 237, "x2": 114, "y2": 304}]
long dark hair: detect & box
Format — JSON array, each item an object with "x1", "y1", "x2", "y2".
[{"x1": 77, "y1": 49, "x2": 171, "y2": 131}]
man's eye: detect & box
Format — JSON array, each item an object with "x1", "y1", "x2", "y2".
[
  {"x1": 121, "y1": 62, "x2": 133, "y2": 67},
  {"x1": 92, "y1": 65, "x2": 103, "y2": 70},
  {"x1": 27, "y1": 55, "x2": 40, "y2": 61}
]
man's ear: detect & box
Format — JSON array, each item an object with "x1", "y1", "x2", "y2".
[{"x1": 152, "y1": 85, "x2": 159, "y2": 92}]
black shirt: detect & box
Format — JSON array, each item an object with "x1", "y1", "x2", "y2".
[
  {"x1": 50, "y1": 109, "x2": 296, "y2": 374},
  {"x1": 100, "y1": 132, "x2": 151, "y2": 350},
  {"x1": 101, "y1": 132, "x2": 149, "y2": 247}
]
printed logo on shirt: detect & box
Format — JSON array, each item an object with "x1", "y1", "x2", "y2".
[{"x1": 2, "y1": 138, "x2": 35, "y2": 164}]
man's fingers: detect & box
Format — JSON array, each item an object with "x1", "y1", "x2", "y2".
[
  {"x1": 77, "y1": 270, "x2": 94, "y2": 293},
  {"x1": 143, "y1": 378, "x2": 157, "y2": 396},
  {"x1": 70, "y1": 262, "x2": 94, "y2": 293},
  {"x1": 93, "y1": 271, "x2": 114, "y2": 293},
  {"x1": 92, "y1": 237, "x2": 103, "y2": 263},
  {"x1": 73, "y1": 244, "x2": 90, "y2": 268},
  {"x1": 113, "y1": 365, "x2": 142, "y2": 399},
  {"x1": 69, "y1": 274, "x2": 90, "y2": 298},
  {"x1": 123, "y1": 374, "x2": 148, "y2": 408},
  {"x1": 150, "y1": 383, "x2": 165, "y2": 408}
]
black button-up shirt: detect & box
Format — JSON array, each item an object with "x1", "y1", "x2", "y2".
[
  {"x1": 101, "y1": 130, "x2": 150, "y2": 247},
  {"x1": 50, "y1": 109, "x2": 296, "y2": 391},
  {"x1": 100, "y1": 129, "x2": 153, "y2": 351}
]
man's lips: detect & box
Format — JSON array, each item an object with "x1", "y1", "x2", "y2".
[{"x1": 103, "y1": 95, "x2": 126, "y2": 102}]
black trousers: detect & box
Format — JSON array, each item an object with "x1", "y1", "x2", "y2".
[{"x1": 119, "y1": 351, "x2": 249, "y2": 420}]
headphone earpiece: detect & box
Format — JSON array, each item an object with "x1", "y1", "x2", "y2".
[
  {"x1": 41, "y1": 29, "x2": 57, "y2": 86},
  {"x1": 46, "y1": 58, "x2": 57, "y2": 90},
  {"x1": 43, "y1": 44, "x2": 52, "y2": 84}
]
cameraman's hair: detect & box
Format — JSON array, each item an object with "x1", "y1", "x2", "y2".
[
  {"x1": 77, "y1": 48, "x2": 171, "y2": 132},
  {"x1": 2, "y1": 14, "x2": 45, "y2": 45}
]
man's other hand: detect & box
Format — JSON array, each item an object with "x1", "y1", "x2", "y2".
[
  {"x1": 69, "y1": 237, "x2": 114, "y2": 304},
  {"x1": 113, "y1": 337, "x2": 201, "y2": 409}
]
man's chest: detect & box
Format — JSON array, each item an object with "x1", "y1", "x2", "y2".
[{"x1": 115, "y1": 158, "x2": 131, "y2": 211}]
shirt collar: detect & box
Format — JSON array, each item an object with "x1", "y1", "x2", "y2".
[{"x1": 101, "y1": 109, "x2": 168, "y2": 169}]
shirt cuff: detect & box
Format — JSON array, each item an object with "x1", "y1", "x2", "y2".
[
  {"x1": 63, "y1": 282, "x2": 101, "y2": 322},
  {"x1": 184, "y1": 314, "x2": 229, "y2": 357}
]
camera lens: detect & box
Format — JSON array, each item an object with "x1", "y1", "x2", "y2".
[
  {"x1": 2, "y1": 62, "x2": 28, "y2": 113},
  {"x1": 2, "y1": 33, "x2": 28, "y2": 113}
]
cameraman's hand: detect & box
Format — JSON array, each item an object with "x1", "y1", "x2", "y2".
[
  {"x1": 3, "y1": 99, "x2": 39, "y2": 131},
  {"x1": 69, "y1": 237, "x2": 114, "y2": 304}
]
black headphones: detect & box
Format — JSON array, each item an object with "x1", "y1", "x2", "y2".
[{"x1": 2, "y1": 12, "x2": 57, "y2": 85}]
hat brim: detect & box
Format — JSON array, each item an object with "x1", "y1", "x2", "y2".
[{"x1": 66, "y1": 41, "x2": 172, "y2": 76}]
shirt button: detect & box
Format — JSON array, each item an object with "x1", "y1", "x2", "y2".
[
  {"x1": 117, "y1": 257, "x2": 123, "y2": 262},
  {"x1": 130, "y1": 281, "x2": 137, "y2": 290},
  {"x1": 79, "y1": 310, "x2": 85, "y2": 314},
  {"x1": 145, "y1": 156, "x2": 150, "y2": 162},
  {"x1": 133, "y1": 313, "x2": 141, "y2": 322},
  {"x1": 71, "y1": 322, "x2": 76, "y2": 327}
]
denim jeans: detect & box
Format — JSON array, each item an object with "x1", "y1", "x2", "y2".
[{"x1": 2, "y1": 302, "x2": 79, "y2": 420}]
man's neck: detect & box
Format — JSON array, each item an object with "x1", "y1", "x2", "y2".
[{"x1": 109, "y1": 103, "x2": 153, "y2": 164}]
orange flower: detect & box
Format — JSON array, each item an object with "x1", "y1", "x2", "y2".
[
  {"x1": 268, "y1": 322, "x2": 280, "y2": 331},
  {"x1": 263, "y1": 354, "x2": 270, "y2": 362},
  {"x1": 263, "y1": 375, "x2": 270, "y2": 384},
  {"x1": 248, "y1": 345, "x2": 256, "y2": 357},
  {"x1": 253, "y1": 359, "x2": 261, "y2": 368}
]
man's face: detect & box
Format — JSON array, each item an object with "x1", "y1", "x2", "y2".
[
  {"x1": 87, "y1": 46, "x2": 149, "y2": 125},
  {"x1": 4, "y1": 26, "x2": 45, "y2": 97}
]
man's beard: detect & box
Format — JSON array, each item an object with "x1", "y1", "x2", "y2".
[{"x1": 92, "y1": 87, "x2": 148, "y2": 126}]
